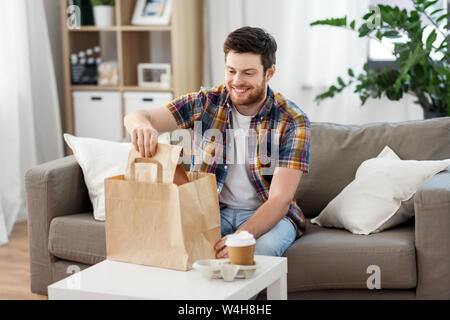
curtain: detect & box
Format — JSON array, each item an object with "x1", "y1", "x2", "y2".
[
  {"x1": 203, "y1": 0, "x2": 423, "y2": 124},
  {"x1": 0, "y1": 0, "x2": 63, "y2": 245}
]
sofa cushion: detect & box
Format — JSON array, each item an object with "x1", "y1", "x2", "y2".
[
  {"x1": 285, "y1": 219, "x2": 417, "y2": 292},
  {"x1": 296, "y1": 118, "x2": 450, "y2": 218},
  {"x1": 48, "y1": 213, "x2": 106, "y2": 265},
  {"x1": 311, "y1": 145, "x2": 450, "y2": 235}
]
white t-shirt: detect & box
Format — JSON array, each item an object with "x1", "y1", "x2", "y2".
[{"x1": 219, "y1": 106, "x2": 262, "y2": 210}]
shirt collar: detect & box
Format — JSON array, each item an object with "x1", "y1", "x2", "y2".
[{"x1": 222, "y1": 85, "x2": 274, "y2": 120}]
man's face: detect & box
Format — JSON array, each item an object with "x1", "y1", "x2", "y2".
[{"x1": 225, "y1": 51, "x2": 274, "y2": 108}]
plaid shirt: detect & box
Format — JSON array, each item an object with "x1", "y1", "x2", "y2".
[{"x1": 166, "y1": 85, "x2": 311, "y2": 238}]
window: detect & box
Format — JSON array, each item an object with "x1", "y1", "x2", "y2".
[{"x1": 367, "y1": 0, "x2": 448, "y2": 71}]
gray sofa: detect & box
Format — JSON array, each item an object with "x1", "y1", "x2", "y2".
[{"x1": 25, "y1": 117, "x2": 450, "y2": 299}]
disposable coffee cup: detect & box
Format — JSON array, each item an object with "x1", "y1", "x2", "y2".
[{"x1": 225, "y1": 231, "x2": 256, "y2": 265}]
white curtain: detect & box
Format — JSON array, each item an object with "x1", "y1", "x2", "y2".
[
  {"x1": 203, "y1": 0, "x2": 423, "y2": 124},
  {"x1": 0, "y1": 0, "x2": 63, "y2": 245}
]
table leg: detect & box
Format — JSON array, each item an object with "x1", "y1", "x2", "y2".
[{"x1": 267, "y1": 273, "x2": 287, "y2": 300}]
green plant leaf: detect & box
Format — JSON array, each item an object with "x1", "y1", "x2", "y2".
[
  {"x1": 358, "y1": 23, "x2": 372, "y2": 37},
  {"x1": 378, "y1": 5, "x2": 398, "y2": 26},
  {"x1": 436, "y1": 13, "x2": 450, "y2": 23},
  {"x1": 91, "y1": 0, "x2": 115, "y2": 5},
  {"x1": 394, "y1": 43, "x2": 410, "y2": 55},
  {"x1": 386, "y1": 86, "x2": 403, "y2": 100},
  {"x1": 426, "y1": 29, "x2": 437, "y2": 49},
  {"x1": 363, "y1": 12, "x2": 371, "y2": 20},
  {"x1": 412, "y1": 63, "x2": 425, "y2": 79},
  {"x1": 375, "y1": 67, "x2": 399, "y2": 88},
  {"x1": 436, "y1": 38, "x2": 449, "y2": 51},
  {"x1": 429, "y1": 8, "x2": 444, "y2": 16},
  {"x1": 408, "y1": 19, "x2": 422, "y2": 32},
  {"x1": 383, "y1": 30, "x2": 401, "y2": 38},
  {"x1": 376, "y1": 30, "x2": 383, "y2": 40},
  {"x1": 310, "y1": 17, "x2": 347, "y2": 27},
  {"x1": 337, "y1": 77, "x2": 345, "y2": 87},
  {"x1": 350, "y1": 20, "x2": 356, "y2": 30},
  {"x1": 348, "y1": 68, "x2": 355, "y2": 77},
  {"x1": 410, "y1": 10, "x2": 421, "y2": 22},
  {"x1": 423, "y1": 0, "x2": 439, "y2": 11}
]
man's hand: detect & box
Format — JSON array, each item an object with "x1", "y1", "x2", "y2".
[
  {"x1": 130, "y1": 124, "x2": 159, "y2": 158},
  {"x1": 124, "y1": 106, "x2": 178, "y2": 158},
  {"x1": 214, "y1": 235, "x2": 229, "y2": 259}
]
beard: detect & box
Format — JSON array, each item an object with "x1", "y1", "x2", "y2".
[{"x1": 226, "y1": 77, "x2": 267, "y2": 107}]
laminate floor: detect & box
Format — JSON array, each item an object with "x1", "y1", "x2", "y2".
[{"x1": 0, "y1": 220, "x2": 47, "y2": 300}]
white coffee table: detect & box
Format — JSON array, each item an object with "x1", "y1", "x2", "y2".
[{"x1": 48, "y1": 255, "x2": 287, "y2": 300}]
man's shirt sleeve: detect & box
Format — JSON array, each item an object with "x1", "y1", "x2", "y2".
[
  {"x1": 277, "y1": 113, "x2": 311, "y2": 173},
  {"x1": 165, "y1": 89, "x2": 207, "y2": 130}
]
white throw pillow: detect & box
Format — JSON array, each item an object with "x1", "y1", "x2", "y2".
[
  {"x1": 64, "y1": 134, "x2": 133, "y2": 221},
  {"x1": 310, "y1": 146, "x2": 450, "y2": 235}
]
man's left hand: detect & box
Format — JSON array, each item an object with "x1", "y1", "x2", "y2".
[{"x1": 214, "y1": 235, "x2": 229, "y2": 259}]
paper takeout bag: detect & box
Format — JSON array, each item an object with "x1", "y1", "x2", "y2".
[{"x1": 104, "y1": 143, "x2": 221, "y2": 271}]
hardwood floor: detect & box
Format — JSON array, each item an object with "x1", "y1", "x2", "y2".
[{"x1": 0, "y1": 220, "x2": 47, "y2": 300}]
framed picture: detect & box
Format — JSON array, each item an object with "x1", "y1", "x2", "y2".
[
  {"x1": 138, "y1": 63, "x2": 171, "y2": 88},
  {"x1": 131, "y1": 0, "x2": 172, "y2": 25}
]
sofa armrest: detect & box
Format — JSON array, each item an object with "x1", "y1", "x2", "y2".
[
  {"x1": 414, "y1": 167, "x2": 450, "y2": 299},
  {"x1": 24, "y1": 155, "x2": 91, "y2": 295}
]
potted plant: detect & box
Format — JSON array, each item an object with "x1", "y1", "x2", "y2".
[
  {"x1": 91, "y1": 0, "x2": 115, "y2": 27},
  {"x1": 310, "y1": 0, "x2": 449, "y2": 118}
]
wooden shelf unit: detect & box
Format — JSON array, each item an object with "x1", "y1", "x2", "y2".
[{"x1": 60, "y1": 0, "x2": 203, "y2": 148}]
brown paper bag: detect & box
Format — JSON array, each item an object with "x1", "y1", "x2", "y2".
[{"x1": 104, "y1": 143, "x2": 221, "y2": 271}]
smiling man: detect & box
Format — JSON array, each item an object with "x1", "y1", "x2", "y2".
[{"x1": 124, "y1": 26, "x2": 311, "y2": 261}]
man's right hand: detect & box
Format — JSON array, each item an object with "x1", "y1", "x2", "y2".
[
  {"x1": 124, "y1": 106, "x2": 178, "y2": 157},
  {"x1": 130, "y1": 124, "x2": 159, "y2": 158}
]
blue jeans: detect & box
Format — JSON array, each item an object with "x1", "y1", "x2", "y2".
[{"x1": 220, "y1": 206, "x2": 297, "y2": 257}]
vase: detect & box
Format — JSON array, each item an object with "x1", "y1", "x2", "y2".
[
  {"x1": 93, "y1": 5, "x2": 115, "y2": 27},
  {"x1": 423, "y1": 110, "x2": 447, "y2": 119}
]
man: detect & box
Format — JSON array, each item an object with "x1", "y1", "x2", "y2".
[{"x1": 124, "y1": 26, "x2": 311, "y2": 260}]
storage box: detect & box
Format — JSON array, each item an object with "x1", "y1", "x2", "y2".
[
  {"x1": 123, "y1": 91, "x2": 173, "y2": 112},
  {"x1": 73, "y1": 91, "x2": 122, "y2": 141}
]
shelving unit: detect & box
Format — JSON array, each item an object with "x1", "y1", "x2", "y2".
[{"x1": 60, "y1": 0, "x2": 203, "y2": 153}]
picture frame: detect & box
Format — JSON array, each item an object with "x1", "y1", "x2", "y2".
[
  {"x1": 131, "y1": 0, "x2": 172, "y2": 26},
  {"x1": 138, "y1": 63, "x2": 171, "y2": 88}
]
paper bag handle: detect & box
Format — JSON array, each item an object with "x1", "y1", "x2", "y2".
[{"x1": 129, "y1": 158, "x2": 163, "y2": 183}]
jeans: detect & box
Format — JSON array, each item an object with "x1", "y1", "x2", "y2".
[{"x1": 220, "y1": 206, "x2": 297, "y2": 258}]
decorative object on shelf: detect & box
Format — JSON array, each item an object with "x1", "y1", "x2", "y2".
[
  {"x1": 138, "y1": 63, "x2": 171, "y2": 88},
  {"x1": 132, "y1": 0, "x2": 172, "y2": 25},
  {"x1": 70, "y1": 55, "x2": 93, "y2": 85},
  {"x1": 68, "y1": 0, "x2": 94, "y2": 26},
  {"x1": 70, "y1": 46, "x2": 103, "y2": 85},
  {"x1": 98, "y1": 61, "x2": 119, "y2": 86},
  {"x1": 71, "y1": 62, "x2": 97, "y2": 85},
  {"x1": 91, "y1": 0, "x2": 116, "y2": 27},
  {"x1": 310, "y1": 0, "x2": 449, "y2": 118}
]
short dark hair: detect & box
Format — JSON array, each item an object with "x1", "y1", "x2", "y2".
[{"x1": 223, "y1": 26, "x2": 277, "y2": 73}]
